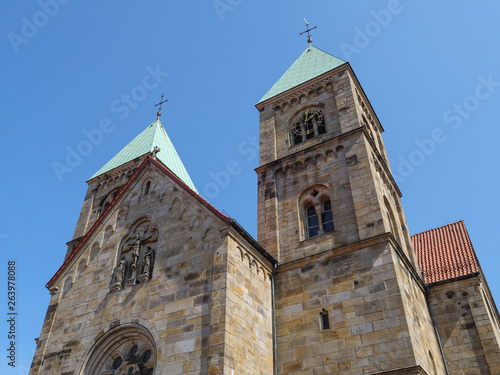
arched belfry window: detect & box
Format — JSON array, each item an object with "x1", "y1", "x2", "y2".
[
  {"x1": 291, "y1": 109, "x2": 326, "y2": 145},
  {"x1": 80, "y1": 324, "x2": 156, "y2": 375},
  {"x1": 98, "y1": 187, "x2": 122, "y2": 217},
  {"x1": 299, "y1": 185, "x2": 335, "y2": 240}
]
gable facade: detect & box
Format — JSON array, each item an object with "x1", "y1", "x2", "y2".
[{"x1": 31, "y1": 158, "x2": 275, "y2": 375}]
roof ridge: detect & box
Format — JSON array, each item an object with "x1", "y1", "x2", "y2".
[{"x1": 411, "y1": 219, "x2": 465, "y2": 237}]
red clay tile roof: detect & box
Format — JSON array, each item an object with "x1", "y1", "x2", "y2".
[{"x1": 411, "y1": 220, "x2": 479, "y2": 284}]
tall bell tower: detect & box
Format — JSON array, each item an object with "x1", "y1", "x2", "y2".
[
  {"x1": 255, "y1": 42, "x2": 413, "y2": 264},
  {"x1": 256, "y1": 39, "x2": 448, "y2": 374}
]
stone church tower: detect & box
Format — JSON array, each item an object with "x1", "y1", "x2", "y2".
[
  {"x1": 30, "y1": 41, "x2": 500, "y2": 375},
  {"x1": 255, "y1": 44, "x2": 447, "y2": 374}
]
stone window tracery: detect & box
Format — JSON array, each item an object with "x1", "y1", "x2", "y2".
[{"x1": 81, "y1": 324, "x2": 156, "y2": 375}]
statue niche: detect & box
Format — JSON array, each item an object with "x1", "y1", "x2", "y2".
[{"x1": 111, "y1": 223, "x2": 158, "y2": 292}]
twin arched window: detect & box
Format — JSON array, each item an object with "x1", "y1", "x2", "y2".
[{"x1": 299, "y1": 186, "x2": 335, "y2": 240}]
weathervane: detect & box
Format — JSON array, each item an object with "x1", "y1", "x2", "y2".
[
  {"x1": 155, "y1": 92, "x2": 168, "y2": 117},
  {"x1": 300, "y1": 19, "x2": 317, "y2": 45}
]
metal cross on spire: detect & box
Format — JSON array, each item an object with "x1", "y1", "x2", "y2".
[
  {"x1": 155, "y1": 92, "x2": 168, "y2": 117},
  {"x1": 300, "y1": 19, "x2": 317, "y2": 45}
]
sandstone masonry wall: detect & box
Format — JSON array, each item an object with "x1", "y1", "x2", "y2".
[
  {"x1": 221, "y1": 235, "x2": 274, "y2": 374},
  {"x1": 390, "y1": 244, "x2": 447, "y2": 375},
  {"x1": 429, "y1": 276, "x2": 500, "y2": 374},
  {"x1": 275, "y1": 238, "x2": 423, "y2": 374}
]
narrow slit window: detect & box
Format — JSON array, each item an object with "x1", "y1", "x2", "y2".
[
  {"x1": 320, "y1": 309, "x2": 330, "y2": 330},
  {"x1": 307, "y1": 206, "x2": 319, "y2": 238},
  {"x1": 322, "y1": 200, "x2": 334, "y2": 233}
]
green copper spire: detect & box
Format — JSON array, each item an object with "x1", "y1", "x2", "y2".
[
  {"x1": 258, "y1": 45, "x2": 346, "y2": 104},
  {"x1": 89, "y1": 118, "x2": 197, "y2": 192}
]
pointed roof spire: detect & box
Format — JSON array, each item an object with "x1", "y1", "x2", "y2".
[
  {"x1": 89, "y1": 118, "x2": 197, "y2": 192},
  {"x1": 257, "y1": 45, "x2": 346, "y2": 104}
]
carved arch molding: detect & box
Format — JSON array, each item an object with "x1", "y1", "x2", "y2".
[{"x1": 80, "y1": 324, "x2": 156, "y2": 375}]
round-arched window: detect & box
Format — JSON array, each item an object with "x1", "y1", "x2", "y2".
[{"x1": 80, "y1": 324, "x2": 156, "y2": 375}]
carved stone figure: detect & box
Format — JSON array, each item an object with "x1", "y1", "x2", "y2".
[
  {"x1": 130, "y1": 234, "x2": 141, "y2": 270},
  {"x1": 116, "y1": 256, "x2": 125, "y2": 283},
  {"x1": 127, "y1": 232, "x2": 152, "y2": 270},
  {"x1": 111, "y1": 256, "x2": 126, "y2": 292},
  {"x1": 138, "y1": 247, "x2": 154, "y2": 283},
  {"x1": 143, "y1": 247, "x2": 153, "y2": 273}
]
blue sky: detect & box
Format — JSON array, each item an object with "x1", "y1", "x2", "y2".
[{"x1": 1, "y1": 1, "x2": 500, "y2": 372}]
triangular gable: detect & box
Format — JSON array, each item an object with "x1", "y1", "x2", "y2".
[{"x1": 47, "y1": 156, "x2": 230, "y2": 288}]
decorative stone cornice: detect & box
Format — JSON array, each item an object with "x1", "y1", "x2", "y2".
[
  {"x1": 255, "y1": 127, "x2": 361, "y2": 175},
  {"x1": 87, "y1": 157, "x2": 143, "y2": 187},
  {"x1": 256, "y1": 63, "x2": 349, "y2": 111},
  {"x1": 273, "y1": 147, "x2": 338, "y2": 178},
  {"x1": 271, "y1": 74, "x2": 336, "y2": 112}
]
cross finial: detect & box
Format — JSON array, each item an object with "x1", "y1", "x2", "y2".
[
  {"x1": 151, "y1": 146, "x2": 161, "y2": 159},
  {"x1": 300, "y1": 19, "x2": 317, "y2": 45},
  {"x1": 155, "y1": 92, "x2": 168, "y2": 117}
]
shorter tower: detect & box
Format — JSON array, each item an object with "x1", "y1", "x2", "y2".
[{"x1": 30, "y1": 115, "x2": 276, "y2": 375}]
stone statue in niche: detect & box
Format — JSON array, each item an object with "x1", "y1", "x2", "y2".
[
  {"x1": 138, "y1": 246, "x2": 154, "y2": 283},
  {"x1": 130, "y1": 234, "x2": 141, "y2": 270},
  {"x1": 125, "y1": 232, "x2": 153, "y2": 286},
  {"x1": 110, "y1": 226, "x2": 158, "y2": 291},
  {"x1": 111, "y1": 256, "x2": 126, "y2": 292}
]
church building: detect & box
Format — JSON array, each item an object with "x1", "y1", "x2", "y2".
[{"x1": 30, "y1": 38, "x2": 500, "y2": 375}]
